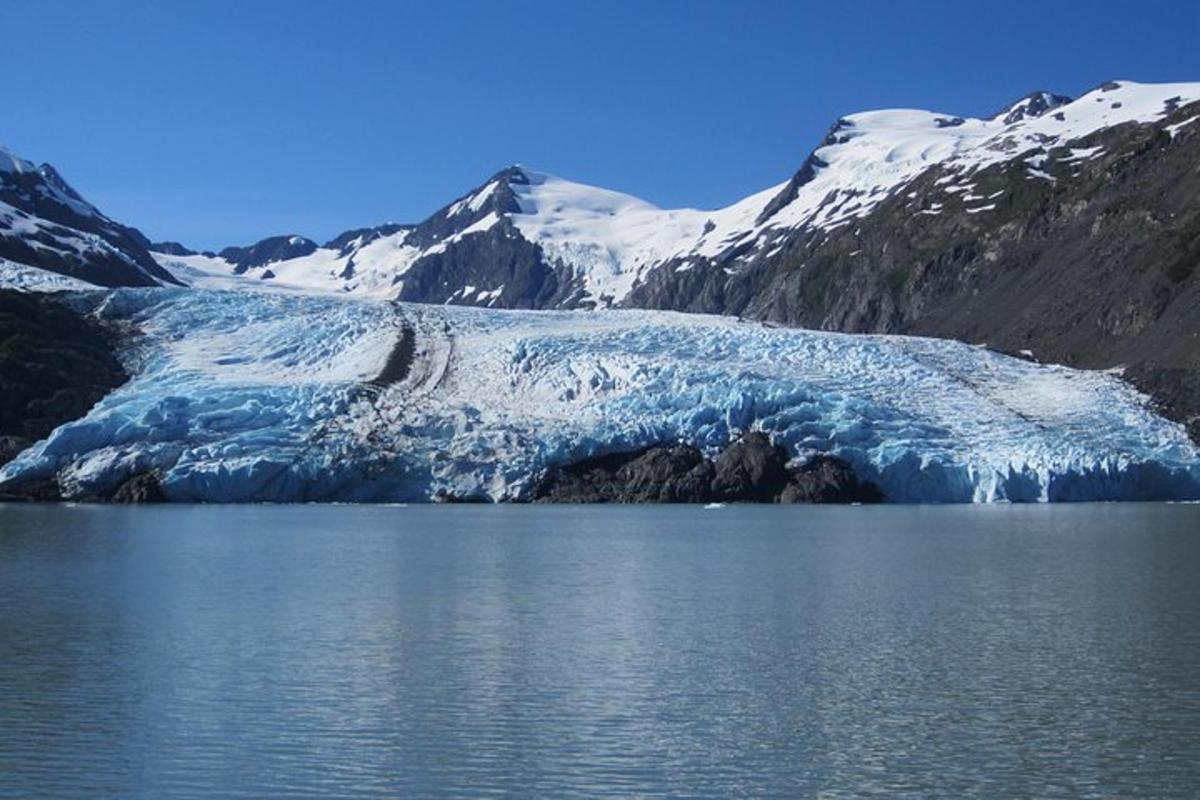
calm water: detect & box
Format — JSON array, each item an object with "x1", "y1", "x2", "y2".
[{"x1": 0, "y1": 504, "x2": 1198, "y2": 799}]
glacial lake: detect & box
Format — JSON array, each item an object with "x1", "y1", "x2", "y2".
[{"x1": 0, "y1": 503, "x2": 1198, "y2": 799}]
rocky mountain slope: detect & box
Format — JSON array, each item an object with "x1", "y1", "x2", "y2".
[
  {"x1": 0, "y1": 146, "x2": 179, "y2": 287},
  {"x1": 0, "y1": 288, "x2": 128, "y2": 480}
]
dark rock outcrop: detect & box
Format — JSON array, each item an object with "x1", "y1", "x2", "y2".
[
  {"x1": 0, "y1": 290, "x2": 129, "y2": 499},
  {"x1": 710, "y1": 432, "x2": 791, "y2": 502},
  {"x1": 395, "y1": 219, "x2": 579, "y2": 309},
  {"x1": 779, "y1": 456, "x2": 885, "y2": 504},
  {"x1": 1125, "y1": 364, "x2": 1200, "y2": 443},
  {"x1": 402, "y1": 166, "x2": 527, "y2": 250},
  {"x1": 219, "y1": 235, "x2": 319, "y2": 274},
  {"x1": 0, "y1": 477, "x2": 61, "y2": 503},
  {"x1": 387, "y1": 167, "x2": 613, "y2": 309},
  {"x1": 110, "y1": 473, "x2": 166, "y2": 504},
  {"x1": 432, "y1": 491, "x2": 491, "y2": 504},
  {"x1": 993, "y1": 91, "x2": 1073, "y2": 125},
  {"x1": 535, "y1": 444, "x2": 715, "y2": 503},
  {"x1": 0, "y1": 290, "x2": 128, "y2": 448},
  {"x1": 391, "y1": 167, "x2": 599, "y2": 309},
  {"x1": 532, "y1": 434, "x2": 883, "y2": 504}
]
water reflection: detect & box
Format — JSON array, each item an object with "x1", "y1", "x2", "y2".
[{"x1": 0, "y1": 503, "x2": 1197, "y2": 797}]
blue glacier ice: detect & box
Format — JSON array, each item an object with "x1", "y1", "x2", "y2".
[{"x1": 1, "y1": 287, "x2": 1198, "y2": 503}]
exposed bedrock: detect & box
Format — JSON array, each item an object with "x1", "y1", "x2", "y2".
[
  {"x1": 534, "y1": 445, "x2": 716, "y2": 503},
  {"x1": 779, "y1": 455, "x2": 886, "y2": 504},
  {"x1": 532, "y1": 432, "x2": 884, "y2": 504},
  {"x1": 0, "y1": 289, "x2": 128, "y2": 471},
  {"x1": 109, "y1": 472, "x2": 167, "y2": 504},
  {"x1": 0, "y1": 289, "x2": 134, "y2": 501}
]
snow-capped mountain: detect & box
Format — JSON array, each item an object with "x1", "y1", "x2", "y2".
[
  {"x1": 629, "y1": 80, "x2": 1200, "y2": 310},
  {"x1": 4, "y1": 80, "x2": 1192, "y2": 306},
  {"x1": 149, "y1": 80, "x2": 1198, "y2": 311},
  {"x1": 0, "y1": 145, "x2": 179, "y2": 287}
]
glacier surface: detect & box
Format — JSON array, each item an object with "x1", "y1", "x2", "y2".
[{"x1": 2, "y1": 287, "x2": 1198, "y2": 503}]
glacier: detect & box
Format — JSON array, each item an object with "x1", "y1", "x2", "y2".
[{"x1": 2, "y1": 287, "x2": 1198, "y2": 503}]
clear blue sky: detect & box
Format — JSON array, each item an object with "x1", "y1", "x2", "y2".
[{"x1": 3, "y1": 0, "x2": 1196, "y2": 249}]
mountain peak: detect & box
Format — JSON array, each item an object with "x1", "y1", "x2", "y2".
[
  {"x1": 489, "y1": 164, "x2": 548, "y2": 188},
  {"x1": 994, "y1": 90, "x2": 1073, "y2": 125},
  {"x1": 218, "y1": 235, "x2": 319, "y2": 274},
  {"x1": 0, "y1": 144, "x2": 36, "y2": 175},
  {"x1": 36, "y1": 162, "x2": 93, "y2": 209}
]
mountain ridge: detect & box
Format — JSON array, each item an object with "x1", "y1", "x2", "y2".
[
  {"x1": 4, "y1": 79, "x2": 1199, "y2": 436},
  {"x1": 139, "y1": 80, "x2": 1198, "y2": 306},
  {"x1": 0, "y1": 146, "x2": 180, "y2": 287}
]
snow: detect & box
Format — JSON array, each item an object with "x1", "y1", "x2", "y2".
[
  {"x1": 0, "y1": 259, "x2": 95, "y2": 292},
  {"x1": 140, "y1": 81, "x2": 1198, "y2": 307},
  {"x1": 477, "y1": 286, "x2": 503, "y2": 305},
  {"x1": 423, "y1": 211, "x2": 503, "y2": 256},
  {"x1": 1063, "y1": 146, "x2": 1105, "y2": 161},
  {"x1": 153, "y1": 229, "x2": 423, "y2": 296},
  {"x1": 151, "y1": 292, "x2": 399, "y2": 385},
  {"x1": 1165, "y1": 115, "x2": 1199, "y2": 139},
  {"x1": 498, "y1": 81, "x2": 1198, "y2": 304},
  {"x1": 444, "y1": 180, "x2": 499, "y2": 218},
  {"x1": 508, "y1": 170, "x2": 712, "y2": 305},
  {"x1": 0, "y1": 146, "x2": 101, "y2": 219},
  {"x1": 1, "y1": 197, "x2": 166, "y2": 282},
  {"x1": 2, "y1": 288, "x2": 1196, "y2": 504},
  {"x1": 1, "y1": 145, "x2": 178, "y2": 286},
  {"x1": 450, "y1": 82, "x2": 1199, "y2": 305},
  {"x1": 5, "y1": 86, "x2": 1197, "y2": 503},
  {"x1": 0, "y1": 145, "x2": 37, "y2": 175}
]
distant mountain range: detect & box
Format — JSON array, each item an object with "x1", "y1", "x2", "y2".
[{"x1": 3, "y1": 79, "x2": 1199, "y2": 437}]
